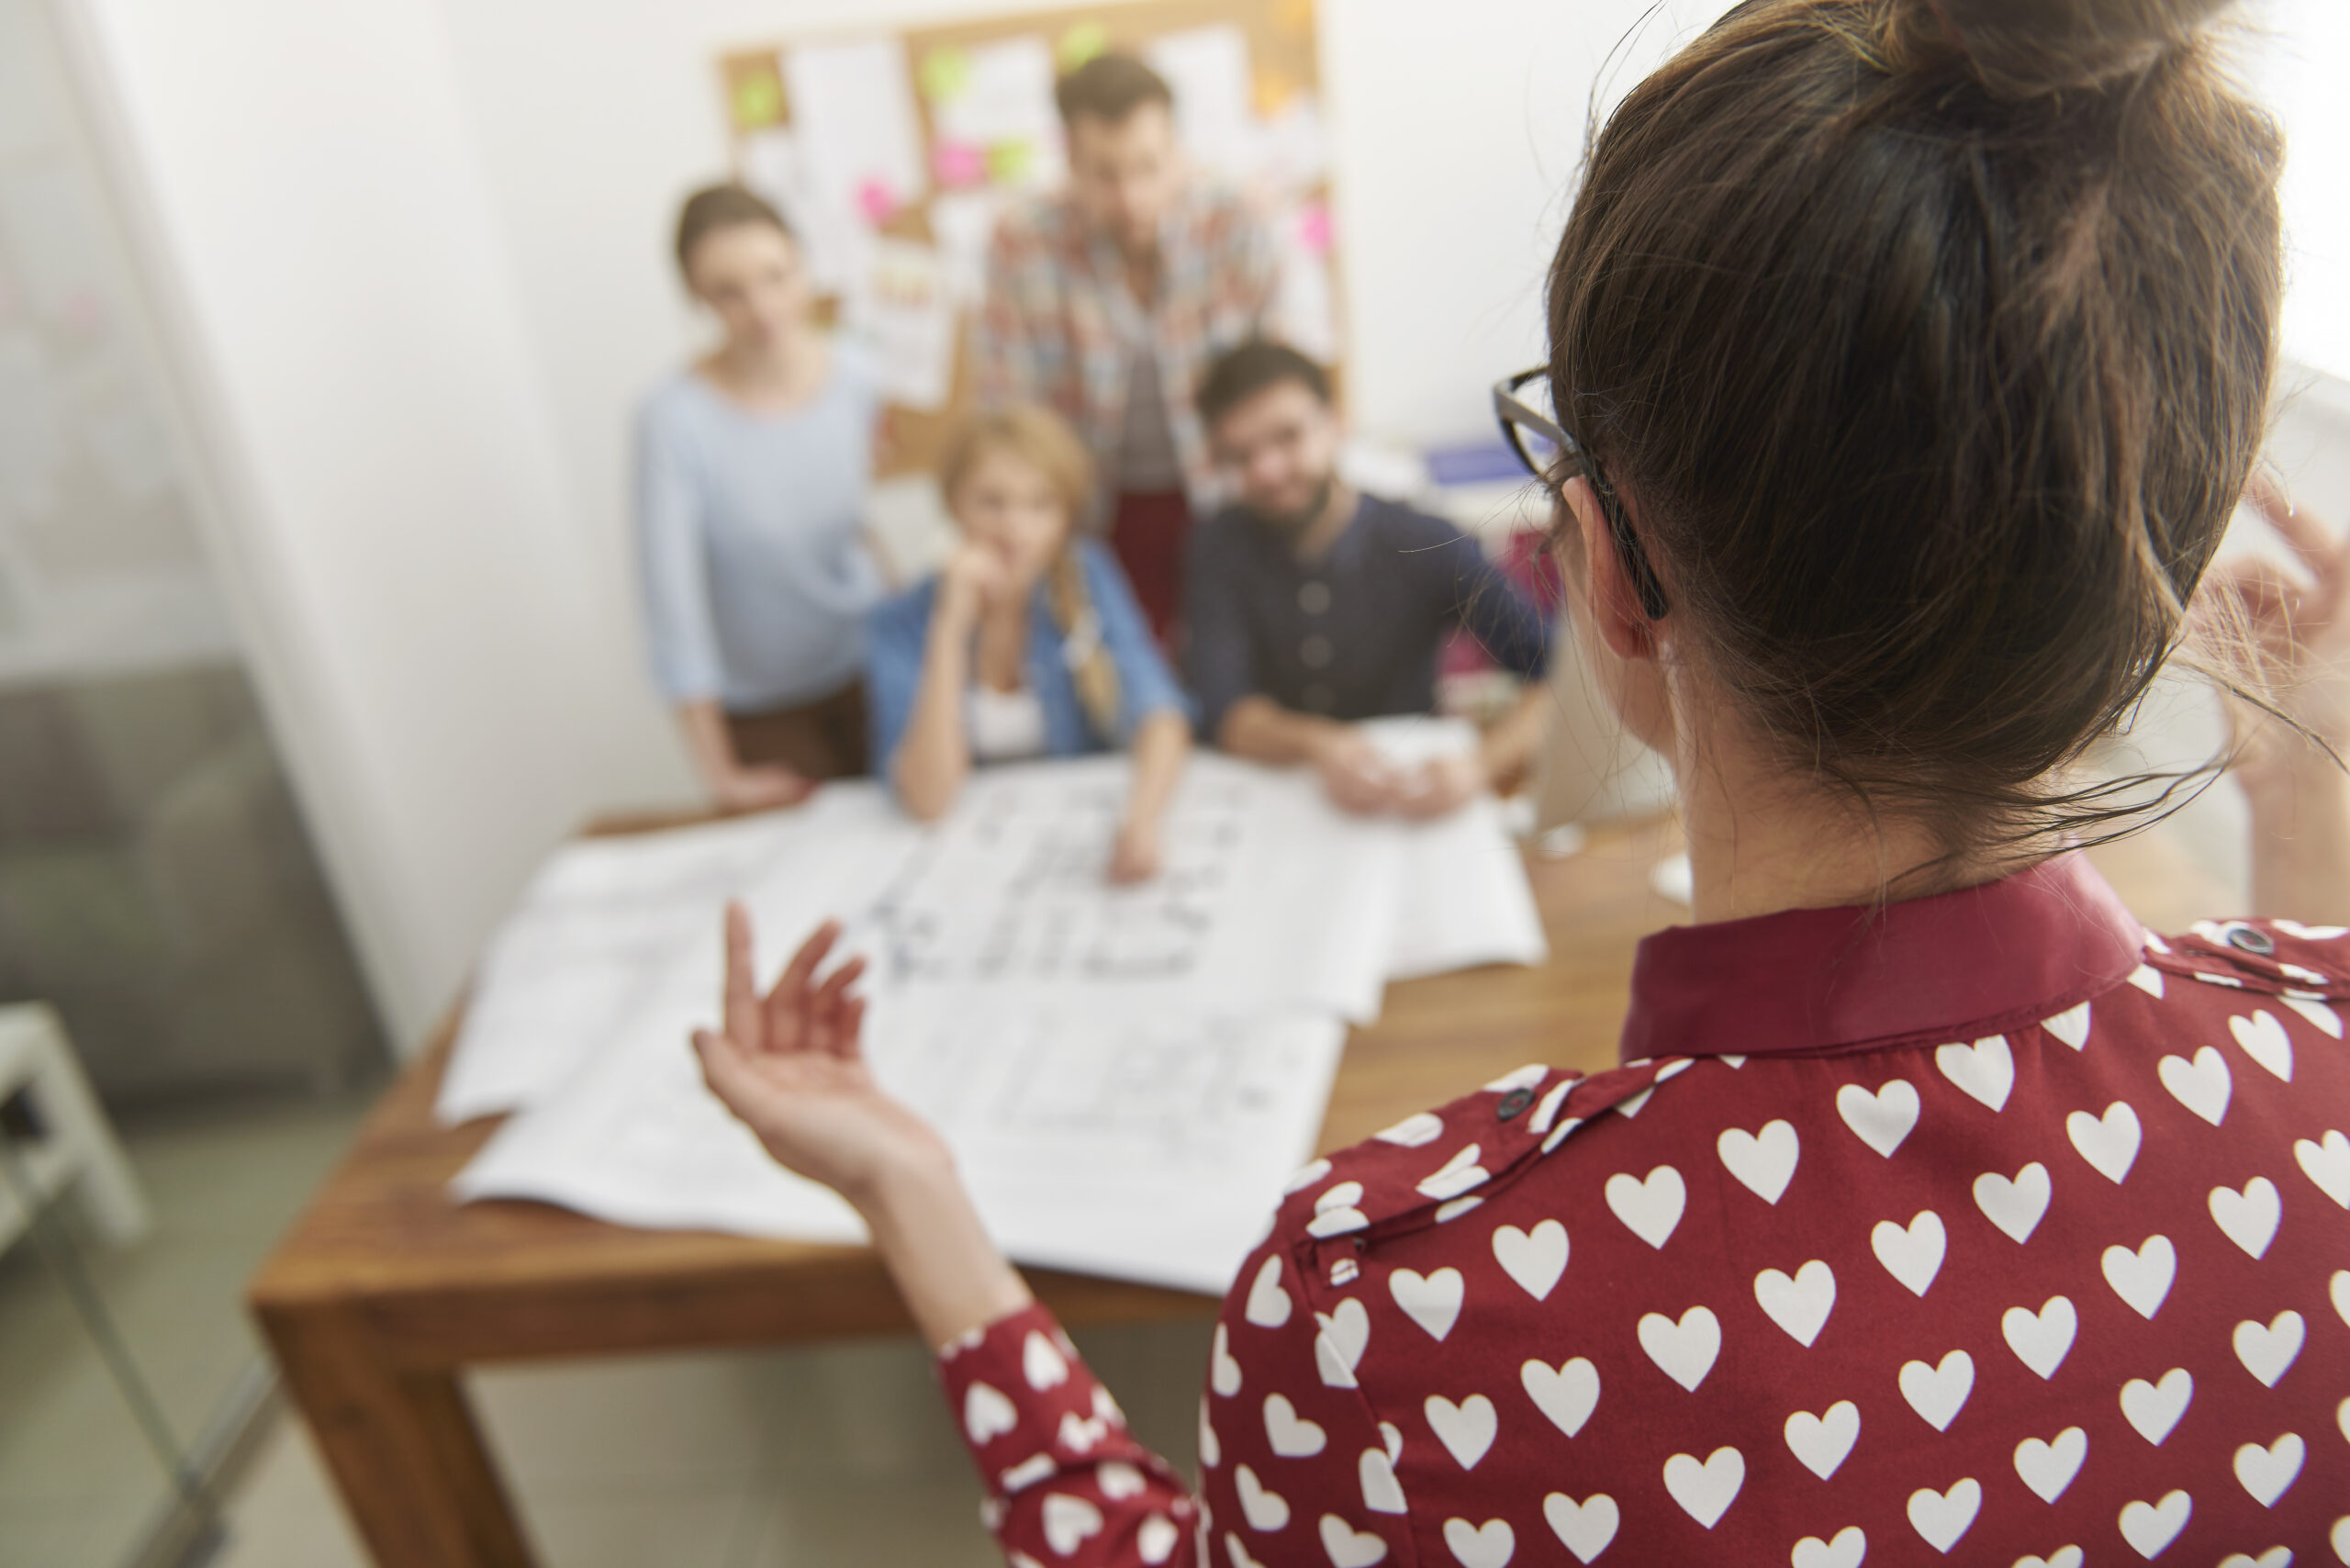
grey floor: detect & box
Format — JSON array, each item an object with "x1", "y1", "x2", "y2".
[{"x1": 0, "y1": 1094, "x2": 371, "y2": 1568}]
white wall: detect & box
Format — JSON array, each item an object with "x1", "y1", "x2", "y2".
[
  {"x1": 431, "y1": 0, "x2": 1736, "y2": 611},
  {"x1": 59, "y1": 0, "x2": 690, "y2": 1049}
]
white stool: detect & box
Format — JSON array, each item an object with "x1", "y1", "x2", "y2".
[{"x1": 0, "y1": 1003, "x2": 151, "y2": 1249}]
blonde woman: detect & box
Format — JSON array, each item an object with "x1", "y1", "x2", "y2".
[{"x1": 867, "y1": 406, "x2": 1192, "y2": 880}]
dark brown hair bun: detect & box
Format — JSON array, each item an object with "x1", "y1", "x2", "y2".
[{"x1": 1894, "y1": 0, "x2": 2238, "y2": 98}]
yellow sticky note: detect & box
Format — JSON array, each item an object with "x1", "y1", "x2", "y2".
[
  {"x1": 1058, "y1": 21, "x2": 1110, "y2": 71},
  {"x1": 919, "y1": 45, "x2": 971, "y2": 102},
  {"x1": 730, "y1": 67, "x2": 786, "y2": 130},
  {"x1": 986, "y1": 140, "x2": 1035, "y2": 184}
]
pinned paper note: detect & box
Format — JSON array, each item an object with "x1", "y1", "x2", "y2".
[
  {"x1": 783, "y1": 38, "x2": 927, "y2": 252},
  {"x1": 918, "y1": 44, "x2": 972, "y2": 103},
  {"x1": 1296, "y1": 199, "x2": 1332, "y2": 256},
  {"x1": 985, "y1": 140, "x2": 1035, "y2": 185},
  {"x1": 934, "y1": 139, "x2": 986, "y2": 188},
  {"x1": 853, "y1": 239, "x2": 956, "y2": 411},
  {"x1": 1147, "y1": 26, "x2": 1259, "y2": 178},
  {"x1": 741, "y1": 129, "x2": 867, "y2": 294},
  {"x1": 856, "y1": 176, "x2": 901, "y2": 224},
  {"x1": 929, "y1": 191, "x2": 1002, "y2": 307},
  {"x1": 1058, "y1": 20, "x2": 1110, "y2": 70},
  {"x1": 727, "y1": 58, "x2": 788, "y2": 131},
  {"x1": 933, "y1": 37, "x2": 1065, "y2": 192}
]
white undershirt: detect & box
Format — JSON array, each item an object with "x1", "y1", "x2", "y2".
[{"x1": 967, "y1": 684, "x2": 1048, "y2": 761}]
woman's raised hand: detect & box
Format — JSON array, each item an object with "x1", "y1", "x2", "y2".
[
  {"x1": 2210, "y1": 477, "x2": 2349, "y2": 784},
  {"x1": 692, "y1": 905, "x2": 950, "y2": 1204}
]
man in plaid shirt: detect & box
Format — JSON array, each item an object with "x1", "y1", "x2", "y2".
[{"x1": 974, "y1": 52, "x2": 1281, "y2": 644}]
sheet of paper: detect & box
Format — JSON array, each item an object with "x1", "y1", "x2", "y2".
[
  {"x1": 927, "y1": 36, "x2": 1067, "y2": 192},
  {"x1": 739, "y1": 129, "x2": 868, "y2": 296},
  {"x1": 1363, "y1": 717, "x2": 1551, "y2": 980},
  {"x1": 455, "y1": 1002, "x2": 1345, "y2": 1294},
  {"x1": 926, "y1": 190, "x2": 1002, "y2": 308},
  {"x1": 807, "y1": 754, "x2": 1403, "y2": 1023},
  {"x1": 782, "y1": 38, "x2": 927, "y2": 251},
  {"x1": 848, "y1": 239, "x2": 955, "y2": 410},
  {"x1": 436, "y1": 791, "x2": 920, "y2": 1124},
  {"x1": 1147, "y1": 26, "x2": 1260, "y2": 179}
]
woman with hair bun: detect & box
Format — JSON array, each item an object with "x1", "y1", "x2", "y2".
[
  {"x1": 634, "y1": 185, "x2": 887, "y2": 811},
  {"x1": 691, "y1": 0, "x2": 2350, "y2": 1558}
]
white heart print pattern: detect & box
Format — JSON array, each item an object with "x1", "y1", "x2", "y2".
[
  {"x1": 1492, "y1": 1220, "x2": 1568, "y2": 1300},
  {"x1": 1791, "y1": 1527, "x2": 1865, "y2": 1568},
  {"x1": 1906, "y1": 1477, "x2": 1981, "y2": 1552},
  {"x1": 1603, "y1": 1166, "x2": 1685, "y2": 1249},
  {"x1": 2067, "y1": 1101, "x2": 2142, "y2": 1182},
  {"x1": 1638, "y1": 1305, "x2": 1722, "y2": 1393},
  {"x1": 1754, "y1": 1260, "x2": 1836, "y2": 1346},
  {"x1": 1871, "y1": 1210, "x2": 1947, "y2": 1296},
  {"x1": 1899, "y1": 1350, "x2": 1974, "y2": 1431},
  {"x1": 1784, "y1": 1401, "x2": 1860, "y2": 1479},
  {"x1": 1836, "y1": 1080, "x2": 1920, "y2": 1157},
  {"x1": 1425, "y1": 1393, "x2": 1498, "y2": 1470},
  {"x1": 1974, "y1": 1161, "x2": 2052, "y2": 1243},
  {"x1": 1661, "y1": 1447, "x2": 1743, "y2": 1529},
  {"x1": 2003, "y1": 1296, "x2": 2077, "y2": 1380},
  {"x1": 1390, "y1": 1268, "x2": 1466, "y2": 1342},
  {"x1": 1542, "y1": 1493, "x2": 1618, "y2": 1563},
  {"x1": 2230, "y1": 1010, "x2": 2293, "y2": 1081},
  {"x1": 1936, "y1": 1036, "x2": 2014, "y2": 1111},
  {"x1": 1717, "y1": 1119, "x2": 1799, "y2": 1204},
  {"x1": 1521, "y1": 1357, "x2": 1600, "y2": 1438}
]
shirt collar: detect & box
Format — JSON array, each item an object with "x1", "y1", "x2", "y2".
[{"x1": 1619, "y1": 851, "x2": 2144, "y2": 1063}]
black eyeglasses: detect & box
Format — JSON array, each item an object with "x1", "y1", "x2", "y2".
[{"x1": 1493, "y1": 368, "x2": 1668, "y2": 619}]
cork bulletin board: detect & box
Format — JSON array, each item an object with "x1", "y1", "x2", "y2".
[{"x1": 715, "y1": 0, "x2": 1339, "y2": 476}]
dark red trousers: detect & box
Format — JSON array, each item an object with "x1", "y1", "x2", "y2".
[{"x1": 1108, "y1": 488, "x2": 1193, "y2": 650}]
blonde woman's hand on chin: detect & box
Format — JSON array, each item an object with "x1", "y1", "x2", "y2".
[
  {"x1": 692, "y1": 905, "x2": 947, "y2": 1204},
  {"x1": 939, "y1": 542, "x2": 1014, "y2": 629}
]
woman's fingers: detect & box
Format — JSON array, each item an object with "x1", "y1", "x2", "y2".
[
  {"x1": 722, "y1": 903, "x2": 763, "y2": 1053},
  {"x1": 811, "y1": 956, "x2": 867, "y2": 1055},
  {"x1": 765, "y1": 920, "x2": 842, "y2": 1049}
]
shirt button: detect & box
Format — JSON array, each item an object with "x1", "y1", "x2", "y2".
[
  {"x1": 1496, "y1": 1087, "x2": 1534, "y2": 1122},
  {"x1": 1301, "y1": 635, "x2": 1334, "y2": 668},
  {"x1": 1298, "y1": 581, "x2": 1332, "y2": 615},
  {"x1": 2226, "y1": 924, "x2": 2277, "y2": 957},
  {"x1": 1302, "y1": 682, "x2": 1334, "y2": 712}
]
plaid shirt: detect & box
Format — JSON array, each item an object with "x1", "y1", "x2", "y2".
[{"x1": 974, "y1": 180, "x2": 1279, "y2": 516}]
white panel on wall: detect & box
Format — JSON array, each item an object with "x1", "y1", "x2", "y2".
[{"x1": 62, "y1": 0, "x2": 692, "y2": 1049}]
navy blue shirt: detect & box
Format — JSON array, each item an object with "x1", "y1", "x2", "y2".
[{"x1": 1181, "y1": 493, "x2": 1553, "y2": 739}]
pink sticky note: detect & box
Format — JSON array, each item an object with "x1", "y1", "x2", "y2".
[
  {"x1": 856, "y1": 177, "x2": 900, "y2": 224},
  {"x1": 934, "y1": 140, "x2": 986, "y2": 188},
  {"x1": 1296, "y1": 201, "x2": 1332, "y2": 256}
]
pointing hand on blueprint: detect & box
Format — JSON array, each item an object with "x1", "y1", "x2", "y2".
[{"x1": 691, "y1": 906, "x2": 943, "y2": 1204}]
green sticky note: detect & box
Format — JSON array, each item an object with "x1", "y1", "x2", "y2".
[
  {"x1": 732, "y1": 73, "x2": 785, "y2": 129},
  {"x1": 919, "y1": 45, "x2": 971, "y2": 102},
  {"x1": 1058, "y1": 21, "x2": 1110, "y2": 71},
  {"x1": 986, "y1": 140, "x2": 1034, "y2": 184}
]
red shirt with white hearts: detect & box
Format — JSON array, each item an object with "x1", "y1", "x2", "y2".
[{"x1": 934, "y1": 854, "x2": 2350, "y2": 1565}]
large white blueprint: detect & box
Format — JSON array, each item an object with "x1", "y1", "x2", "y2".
[
  {"x1": 439, "y1": 754, "x2": 1397, "y2": 1124},
  {"x1": 453, "y1": 1002, "x2": 1346, "y2": 1294},
  {"x1": 442, "y1": 734, "x2": 1545, "y2": 1292}
]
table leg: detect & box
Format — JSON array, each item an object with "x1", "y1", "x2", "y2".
[{"x1": 258, "y1": 1303, "x2": 534, "y2": 1568}]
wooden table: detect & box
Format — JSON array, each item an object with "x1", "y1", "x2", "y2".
[{"x1": 247, "y1": 814, "x2": 2221, "y2": 1568}]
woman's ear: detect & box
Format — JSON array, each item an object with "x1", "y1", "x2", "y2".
[{"x1": 1558, "y1": 476, "x2": 1658, "y2": 662}]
